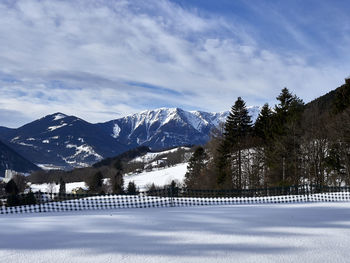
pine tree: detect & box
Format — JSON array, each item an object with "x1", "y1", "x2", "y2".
[
  {"x1": 168, "y1": 180, "x2": 179, "y2": 197},
  {"x1": 254, "y1": 103, "x2": 273, "y2": 142},
  {"x1": 5, "y1": 179, "x2": 20, "y2": 206},
  {"x1": 269, "y1": 88, "x2": 304, "y2": 186},
  {"x1": 217, "y1": 97, "x2": 252, "y2": 189},
  {"x1": 184, "y1": 146, "x2": 207, "y2": 189},
  {"x1": 253, "y1": 103, "x2": 273, "y2": 186},
  {"x1": 126, "y1": 181, "x2": 138, "y2": 195},
  {"x1": 5, "y1": 179, "x2": 18, "y2": 195},
  {"x1": 87, "y1": 171, "x2": 103, "y2": 193},
  {"x1": 111, "y1": 171, "x2": 124, "y2": 194},
  {"x1": 59, "y1": 177, "x2": 66, "y2": 195},
  {"x1": 224, "y1": 97, "x2": 252, "y2": 142},
  {"x1": 23, "y1": 190, "x2": 37, "y2": 205}
]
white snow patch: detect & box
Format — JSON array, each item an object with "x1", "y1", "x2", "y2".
[
  {"x1": 29, "y1": 182, "x2": 87, "y2": 193},
  {"x1": 53, "y1": 113, "x2": 67, "y2": 121},
  {"x1": 124, "y1": 163, "x2": 188, "y2": 191},
  {"x1": 36, "y1": 164, "x2": 66, "y2": 170},
  {"x1": 112, "y1": 123, "x2": 121, "y2": 138},
  {"x1": 131, "y1": 147, "x2": 190, "y2": 163},
  {"x1": 10, "y1": 136, "x2": 20, "y2": 142},
  {"x1": 16, "y1": 142, "x2": 34, "y2": 147},
  {"x1": 247, "y1": 106, "x2": 261, "y2": 122},
  {"x1": 65, "y1": 144, "x2": 103, "y2": 161},
  {"x1": 47, "y1": 123, "x2": 67, "y2": 131}
]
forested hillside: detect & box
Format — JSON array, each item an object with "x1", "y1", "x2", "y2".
[{"x1": 185, "y1": 78, "x2": 350, "y2": 189}]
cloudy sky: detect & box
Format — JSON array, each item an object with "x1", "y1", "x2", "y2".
[{"x1": 0, "y1": 0, "x2": 349, "y2": 127}]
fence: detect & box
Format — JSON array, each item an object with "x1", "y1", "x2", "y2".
[{"x1": 1, "y1": 184, "x2": 350, "y2": 215}]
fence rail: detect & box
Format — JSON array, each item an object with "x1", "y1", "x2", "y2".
[{"x1": 1, "y1": 184, "x2": 350, "y2": 215}]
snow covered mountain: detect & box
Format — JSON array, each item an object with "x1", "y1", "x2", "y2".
[
  {"x1": 0, "y1": 113, "x2": 128, "y2": 169},
  {"x1": 98, "y1": 108, "x2": 227, "y2": 150},
  {"x1": 98, "y1": 106, "x2": 259, "y2": 150},
  {"x1": 0, "y1": 107, "x2": 260, "y2": 169}
]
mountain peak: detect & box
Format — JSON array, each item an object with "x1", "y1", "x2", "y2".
[{"x1": 51, "y1": 112, "x2": 68, "y2": 121}]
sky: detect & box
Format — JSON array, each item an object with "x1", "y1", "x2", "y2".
[{"x1": 0, "y1": 0, "x2": 349, "y2": 127}]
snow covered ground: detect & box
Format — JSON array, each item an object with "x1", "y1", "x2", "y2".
[
  {"x1": 124, "y1": 163, "x2": 188, "y2": 190},
  {"x1": 130, "y1": 147, "x2": 190, "y2": 163},
  {"x1": 29, "y1": 182, "x2": 87, "y2": 193},
  {"x1": 30, "y1": 163, "x2": 188, "y2": 193},
  {"x1": 1, "y1": 202, "x2": 350, "y2": 262}
]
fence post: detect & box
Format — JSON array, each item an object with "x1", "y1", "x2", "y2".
[
  {"x1": 38, "y1": 191, "x2": 42, "y2": 213},
  {"x1": 169, "y1": 186, "x2": 174, "y2": 207}
]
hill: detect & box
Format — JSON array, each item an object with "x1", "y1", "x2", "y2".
[{"x1": 0, "y1": 139, "x2": 40, "y2": 176}]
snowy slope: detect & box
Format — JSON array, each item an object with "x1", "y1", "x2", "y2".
[
  {"x1": 124, "y1": 163, "x2": 188, "y2": 190},
  {"x1": 1, "y1": 203, "x2": 350, "y2": 263},
  {"x1": 131, "y1": 147, "x2": 190, "y2": 163},
  {"x1": 98, "y1": 107, "x2": 259, "y2": 151}
]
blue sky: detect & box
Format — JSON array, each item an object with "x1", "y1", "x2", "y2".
[{"x1": 0, "y1": 0, "x2": 349, "y2": 127}]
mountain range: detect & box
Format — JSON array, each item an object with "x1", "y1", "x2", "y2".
[{"x1": 0, "y1": 107, "x2": 260, "y2": 170}]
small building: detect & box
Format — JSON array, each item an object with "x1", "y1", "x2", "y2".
[{"x1": 3, "y1": 170, "x2": 17, "y2": 183}]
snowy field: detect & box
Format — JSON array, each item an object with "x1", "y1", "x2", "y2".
[
  {"x1": 1, "y1": 203, "x2": 350, "y2": 262},
  {"x1": 124, "y1": 163, "x2": 188, "y2": 190},
  {"x1": 29, "y1": 163, "x2": 188, "y2": 193}
]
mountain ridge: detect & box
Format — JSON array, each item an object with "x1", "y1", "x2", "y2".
[{"x1": 0, "y1": 107, "x2": 260, "y2": 169}]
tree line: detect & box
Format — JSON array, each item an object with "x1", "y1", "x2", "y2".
[{"x1": 185, "y1": 78, "x2": 350, "y2": 190}]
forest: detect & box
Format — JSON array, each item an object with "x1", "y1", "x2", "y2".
[{"x1": 185, "y1": 78, "x2": 350, "y2": 190}]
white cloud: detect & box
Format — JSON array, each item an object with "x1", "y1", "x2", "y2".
[{"x1": 0, "y1": 0, "x2": 349, "y2": 127}]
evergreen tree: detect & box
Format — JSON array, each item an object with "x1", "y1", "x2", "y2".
[
  {"x1": 270, "y1": 88, "x2": 304, "y2": 186},
  {"x1": 324, "y1": 144, "x2": 344, "y2": 184},
  {"x1": 5, "y1": 179, "x2": 20, "y2": 206},
  {"x1": 168, "y1": 180, "x2": 179, "y2": 197},
  {"x1": 184, "y1": 146, "x2": 207, "y2": 189},
  {"x1": 22, "y1": 190, "x2": 37, "y2": 205},
  {"x1": 111, "y1": 171, "x2": 124, "y2": 194},
  {"x1": 87, "y1": 171, "x2": 103, "y2": 193},
  {"x1": 216, "y1": 140, "x2": 231, "y2": 187},
  {"x1": 5, "y1": 179, "x2": 18, "y2": 195},
  {"x1": 224, "y1": 97, "x2": 252, "y2": 142},
  {"x1": 254, "y1": 103, "x2": 273, "y2": 142},
  {"x1": 217, "y1": 97, "x2": 252, "y2": 189},
  {"x1": 59, "y1": 177, "x2": 66, "y2": 195},
  {"x1": 126, "y1": 181, "x2": 138, "y2": 195},
  {"x1": 253, "y1": 103, "x2": 273, "y2": 186},
  {"x1": 147, "y1": 183, "x2": 157, "y2": 193}
]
